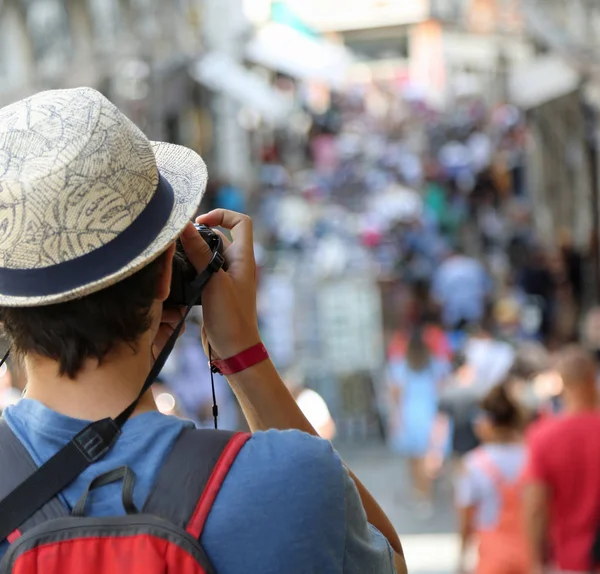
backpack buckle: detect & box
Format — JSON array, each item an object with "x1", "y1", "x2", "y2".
[{"x1": 73, "y1": 418, "x2": 121, "y2": 462}]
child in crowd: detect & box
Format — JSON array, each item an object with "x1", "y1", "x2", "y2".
[
  {"x1": 456, "y1": 384, "x2": 530, "y2": 574},
  {"x1": 389, "y1": 328, "x2": 449, "y2": 517}
]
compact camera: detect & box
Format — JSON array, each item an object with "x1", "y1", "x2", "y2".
[{"x1": 166, "y1": 224, "x2": 224, "y2": 307}]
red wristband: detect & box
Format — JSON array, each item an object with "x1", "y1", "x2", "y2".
[{"x1": 209, "y1": 343, "x2": 269, "y2": 375}]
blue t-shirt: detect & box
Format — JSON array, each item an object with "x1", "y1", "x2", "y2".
[{"x1": 1, "y1": 400, "x2": 396, "y2": 573}]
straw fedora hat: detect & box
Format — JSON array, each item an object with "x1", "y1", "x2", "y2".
[{"x1": 0, "y1": 87, "x2": 207, "y2": 307}]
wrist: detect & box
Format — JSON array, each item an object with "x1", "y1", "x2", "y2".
[
  {"x1": 210, "y1": 329, "x2": 261, "y2": 361},
  {"x1": 224, "y1": 357, "x2": 278, "y2": 387},
  {"x1": 210, "y1": 341, "x2": 268, "y2": 376}
]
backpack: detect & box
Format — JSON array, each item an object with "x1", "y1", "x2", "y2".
[
  {"x1": 474, "y1": 449, "x2": 530, "y2": 574},
  {"x1": 0, "y1": 419, "x2": 250, "y2": 573}
]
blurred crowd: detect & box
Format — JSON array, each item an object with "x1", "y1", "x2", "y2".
[
  {"x1": 241, "y1": 86, "x2": 596, "y2": 573},
  {"x1": 389, "y1": 337, "x2": 600, "y2": 574}
]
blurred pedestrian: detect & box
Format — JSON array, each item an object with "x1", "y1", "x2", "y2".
[
  {"x1": 429, "y1": 352, "x2": 481, "y2": 478},
  {"x1": 503, "y1": 343, "x2": 553, "y2": 426},
  {"x1": 432, "y1": 246, "x2": 492, "y2": 330},
  {"x1": 215, "y1": 181, "x2": 246, "y2": 214},
  {"x1": 524, "y1": 346, "x2": 600, "y2": 574},
  {"x1": 517, "y1": 246, "x2": 556, "y2": 343},
  {"x1": 464, "y1": 317, "x2": 515, "y2": 391},
  {"x1": 284, "y1": 369, "x2": 336, "y2": 441},
  {"x1": 388, "y1": 328, "x2": 449, "y2": 516},
  {"x1": 387, "y1": 314, "x2": 452, "y2": 364},
  {"x1": 456, "y1": 384, "x2": 529, "y2": 574}
]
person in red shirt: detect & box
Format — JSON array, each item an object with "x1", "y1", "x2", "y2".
[{"x1": 524, "y1": 345, "x2": 600, "y2": 573}]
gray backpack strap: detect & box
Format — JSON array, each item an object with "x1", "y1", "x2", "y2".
[
  {"x1": 0, "y1": 418, "x2": 68, "y2": 540},
  {"x1": 144, "y1": 427, "x2": 250, "y2": 536}
]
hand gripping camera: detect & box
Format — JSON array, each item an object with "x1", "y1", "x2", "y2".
[{"x1": 165, "y1": 224, "x2": 225, "y2": 307}]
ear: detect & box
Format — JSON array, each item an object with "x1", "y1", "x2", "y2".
[{"x1": 156, "y1": 243, "x2": 176, "y2": 302}]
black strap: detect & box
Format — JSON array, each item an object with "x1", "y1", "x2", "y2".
[
  {"x1": 143, "y1": 428, "x2": 237, "y2": 529},
  {"x1": 115, "y1": 249, "x2": 224, "y2": 427},
  {"x1": 0, "y1": 248, "x2": 224, "y2": 543},
  {"x1": 72, "y1": 466, "x2": 137, "y2": 518},
  {"x1": 0, "y1": 417, "x2": 120, "y2": 541},
  {"x1": 0, "y1": 420, "x2": 69, "y2": 532}
]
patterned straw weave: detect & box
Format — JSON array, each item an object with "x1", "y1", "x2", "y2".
[{"x1": 0, "y1": 87, "x2": 207, "y2": 306}]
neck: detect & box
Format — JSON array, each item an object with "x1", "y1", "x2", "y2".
[
  {"x1": 23, "y1": 339, "x2": 157, "y2": 421},
  {"x1": 488, "y1": 430, "x2": 521, "y2": 444},
  {"x1": 563, "y1": 391, "x2": 598, "y2": 414}
]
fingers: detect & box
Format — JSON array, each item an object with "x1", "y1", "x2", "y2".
[
  {"x1": 196, "y1": 210, "x2": 252, "y2": 251},
  {"x1": 196, "y1": 210, "x2": 255, "y2": 276},
  {"x1": 180, "y1": 222, "x2": 213, "y2": 274},
  {"x1": 213, "y1": 228, "x2": 232, "y2": 250}
]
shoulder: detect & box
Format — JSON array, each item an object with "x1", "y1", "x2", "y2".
[
  {"x1": 223, "y1": 430, "x2": 346, "y2": 514},
  {"x1": 432, "y1": 358, "x2": 450, "y2": 375},
  {"x1": 455, "y1": 448, "x2": 487, "y2": 505},
  {"x1": 526, "y1": 415, "x2": 562, "y2": 448},
  {"x1": 203, "y1": 430, "x2": 349, "y2": 571},
  {"x1": 462, "y1": 446, "x2": 488, "y2": 474},
  {"x1": 238, "y1": 429, "x2": 343, "y2": 485},
  {"x1": 389, "y1": 360, "x2": 408, "y2": 382}
]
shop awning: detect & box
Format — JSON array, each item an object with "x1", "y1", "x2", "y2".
[
  {"x1": 190, "y1": 52, "x2": 293, "y2": 125},
  {"x1": 509, "y1": 56, "x2": 581, "y2": 109},
  {"x1": 245, "y1": 22, "x2": 353, "y2": 87}
]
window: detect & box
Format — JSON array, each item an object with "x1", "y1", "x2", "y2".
[
  {"x1": 25, "y1": 0, "x2": 71, "y2": 76},
  {"x1": 87, "y1": 0, "x2": 123, "y2": 52},
  {"x1": 344, "y1": 29, "x2": 409, "y2": 62},
  {"x1": 0, "y1": 6, "x2": 31, "y2": 93}
]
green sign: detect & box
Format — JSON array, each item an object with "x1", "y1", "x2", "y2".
[{"x1": 270, "y1": 1, "x2": 319, "y2": 38}]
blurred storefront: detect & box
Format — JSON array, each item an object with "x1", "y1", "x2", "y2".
[
  {"x1": 509, "y1": 56, "x2": 590, "y2": 250},
  {"x1": 519, "y1": 0, "x2": 600, "y2": 303}
]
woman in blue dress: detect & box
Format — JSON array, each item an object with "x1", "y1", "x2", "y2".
[{"x1": 389, "y1": 328, "x2": 449, "y2": 515}]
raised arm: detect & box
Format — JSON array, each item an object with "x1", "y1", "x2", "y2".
[{"x1": 181, "y1": 210, "x2": 406, "y2": 574}]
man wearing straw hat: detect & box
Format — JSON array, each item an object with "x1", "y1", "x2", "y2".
[{"x1": 0, "y1": 88, "x2": 405, "y2": 573}]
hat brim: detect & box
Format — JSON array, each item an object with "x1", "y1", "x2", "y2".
[{"x1": 0, "y1": 141, "x2": 207, "y2": 307}]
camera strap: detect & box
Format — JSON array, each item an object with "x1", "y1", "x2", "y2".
[{"x1": 0, "y1": 249, "x2": 225, "y2": 543}]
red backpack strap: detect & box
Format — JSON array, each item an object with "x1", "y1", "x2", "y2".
[
  {"x1": 144, "y1": 427, "x2": 250, "y2": 538},
  {"x1": 473, "y1": 448, "x2": 506, "y2": 488},
  {"x1": 0, "y1": 418, "x2": 69, "y2": 542}
]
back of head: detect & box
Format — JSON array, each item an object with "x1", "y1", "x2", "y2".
[
  {"x1": 0, "y1": 259, "x2": 165, "y2": 378},
  {"x1": 406, "y1": 328, "x2": 431, "y2": 371},
  {"x1": 555, "y1": 345, "x2": 597, "y2": 392},
  {"x1": 480, "y1": 383, "x2": 523, "y2": 431},
  {"x1": 453, "y1": 243, "x2": 466, "y2": 257},
  {"x1": 511, "y1": 342, "x2": 550, "y2": 381},
  {"x1": 0, "y1": 87, "x2": 208, "y2": 380}
]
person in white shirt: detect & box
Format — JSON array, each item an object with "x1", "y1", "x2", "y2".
[
  {"x1": 464, "y1": 321, "x2": 515, "y2": 391},
  {"x1": 284, "y1": 368, "x2": 336, "y2": 441}
]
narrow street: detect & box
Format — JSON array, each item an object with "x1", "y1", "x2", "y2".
[{"x1": 341, "y1": 444, "x2": 459, "y2": 574}]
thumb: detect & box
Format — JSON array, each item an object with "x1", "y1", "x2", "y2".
[{"x1": 180, "y1": 222, "x2": 213, "y2": 273}]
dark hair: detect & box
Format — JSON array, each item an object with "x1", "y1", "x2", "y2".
[
  {"x1": 406, "y1": 328, "x2": 431, "y2": 371},
  {"x1": 451, "y1": 351, "x2": 467, "y2": 371},
  {"x1": 480, "y1": 384, "x2": 522, "y2": 430},
  {"x1": 0, "y1": 255, "x2": 165, "y2": 379}
]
